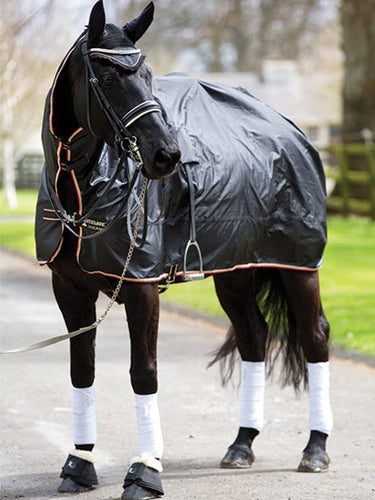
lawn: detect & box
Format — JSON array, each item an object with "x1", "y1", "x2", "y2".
[
  {"x1": 0, "y1": 190, "x2": 37, "y2": 256},
  {"x1": 0, "y1": 189, "x2": 37, "y2": 216},
  {"x1": 1, "y1": 189, "x2": 374, "y2": 356}
]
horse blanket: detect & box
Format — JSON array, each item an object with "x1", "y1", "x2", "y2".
[{"x1": 35, "y1": 73, "x2": 327, "y2": 283}]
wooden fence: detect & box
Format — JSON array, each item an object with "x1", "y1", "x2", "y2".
[{"x1": 322, "y1": 144, "x2": 375, "y2": 220}]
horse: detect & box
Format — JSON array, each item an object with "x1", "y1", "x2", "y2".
[{"x1": 35, "y1": 2, "x2": 333, "y2": 499}]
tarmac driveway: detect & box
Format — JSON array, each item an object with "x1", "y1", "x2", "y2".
[{"x1": 0, "y1": 248, "x2": 374, "y2": 499}]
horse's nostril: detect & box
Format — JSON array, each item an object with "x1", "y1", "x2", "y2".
[
  {"x1": 154, "y1": 147, "x2": 180, "y2": 169},
  {"x1": 155, "y1": 149, "x2": 170, "y2": 165},
  {"x1": 171, "y1": 149, "x2": 181, "y2": 164}
]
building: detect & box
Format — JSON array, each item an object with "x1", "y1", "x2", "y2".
[{"x1": 196, "y1": 60, "x2": 341, "y2": 148}]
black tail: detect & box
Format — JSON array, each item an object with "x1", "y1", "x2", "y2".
[{"x1": 209, "y1": 268, "x2": 308, "y2": 391}]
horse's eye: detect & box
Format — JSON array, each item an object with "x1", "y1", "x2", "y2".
[{"x1": 101, "y1": 73, "x2": 115, "y2": 86}]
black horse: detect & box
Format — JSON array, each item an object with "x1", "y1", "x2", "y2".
[{"x1": 35, "y1": 2, "x2": 332, "y2": 499}]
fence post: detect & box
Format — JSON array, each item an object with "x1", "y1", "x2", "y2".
[
  {"x1": 337, "y1": 147, "x2": 350, "y2": 216},
  {"x1": 367, "y1": 147, "x2": 375, "y2": 220}
]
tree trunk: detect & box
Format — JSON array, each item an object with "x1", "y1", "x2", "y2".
[
  {"x1": 2, "y1": 136, "x2": 17, "y2": 209},
  {"x1": 341, "y1": 0, "x2": 375, "y2": 142},
  {"x1": 0, "y1": 40, "x2": 18, "y2": 209}
]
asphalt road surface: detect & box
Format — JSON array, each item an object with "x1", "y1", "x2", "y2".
[{"x1": 1, "y1": 248, "x2": 374, "y2": 500}]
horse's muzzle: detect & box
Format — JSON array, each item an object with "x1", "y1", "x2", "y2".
[{"x1": 148, "y1": 145, "x2": 181, "y2": 179}]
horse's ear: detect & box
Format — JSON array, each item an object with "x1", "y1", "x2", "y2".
[
  {"x1": 87, "y1": 0, "x2": 106, "y2": 47},
  {"x1": 123, "y1": 2, "x2": 154, "y2": 43}
]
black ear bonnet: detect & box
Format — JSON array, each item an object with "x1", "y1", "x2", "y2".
[
  {"x1": 48, "y1": 26, "x2": 146, "y2": 140},
  {"x1": 89, "y1": 47, "x2": 145, "y2": 72},
  {"x1": 87, "y1": 23, "x2": 146, "y2": 72}
]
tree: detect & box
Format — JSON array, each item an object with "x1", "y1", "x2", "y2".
[
  {"x1": 341, "y1": 0, "x2": 375, "y2": 142},
  {"x1": 114, "y1": 0, "x2": 329, "y2": 74},
  {"x1": 0, "y1": 0, "x2": 90, "y2": 208}
]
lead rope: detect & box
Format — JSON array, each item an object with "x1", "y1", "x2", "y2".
[{"x1": 0, "y1": 178, "x2": 148, "y2": 355}]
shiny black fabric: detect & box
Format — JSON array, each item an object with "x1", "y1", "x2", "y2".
[{"x1": 35, "y1": 73, "x2": 327, "y2": 281}]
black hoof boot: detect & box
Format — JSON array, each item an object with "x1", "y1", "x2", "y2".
[
  {"x1": 298, "y1": 431, "x2": 330, "y2": 473},
  {"x1": 220, "y1": 427, "x2": 258, "y2": 469},
  {"x1": 122, "y1": 462, "x2": 164, "y2": 500},
  {"x1": 58, "y1": 477, "x2": 93, "y2": 493},
  {"x1": 58, "y1": 452, "x2": 98, "y2": 492},
  {"x1": 122, "y1": 482, "x2": 159, "y2": 500}
]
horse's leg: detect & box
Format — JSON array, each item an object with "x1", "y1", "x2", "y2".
[
  {"x1": 122, "y1": 282, "x2": 164, "y2": 500},
  {"x1": 213, "y1": 270, "x2": 267, "y2": 468},
  {"x1": 51, "y1": 271, "x2": 100, "y2": 492},
  {"x1": 280, "y1": 270, "x2": 332, "y2": 472}
]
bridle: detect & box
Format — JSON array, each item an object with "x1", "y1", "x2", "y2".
[
  {"x1": 47, "y1": 38, "x2": 163, "y2": 240},
  {"x1": 80, "y1": 39, "x2": 162, "y2": 161}
]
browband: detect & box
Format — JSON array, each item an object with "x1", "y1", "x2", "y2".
[
  {"x1": 89, "y1": 46, "x2": 145, "y2": 72},
  {"x1": 89, "y1": 47, "x2": 141, "y2": 55}
]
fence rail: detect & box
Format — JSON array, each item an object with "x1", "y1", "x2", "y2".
[{"x1": 322, "y1": 144, "x2": 375, "y2": 220}]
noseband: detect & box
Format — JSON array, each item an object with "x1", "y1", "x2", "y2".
[{"x1": 81, "y1": 39, "x2": 162, "y2": 163}]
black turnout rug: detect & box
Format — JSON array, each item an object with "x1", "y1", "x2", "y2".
[{"x1": 35, "y1": 73, "x2": 327, "y2": 284}]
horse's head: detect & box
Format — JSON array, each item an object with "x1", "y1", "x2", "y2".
[{"x1": 69, "y1": 1, "x2": 180, "y2": 179}]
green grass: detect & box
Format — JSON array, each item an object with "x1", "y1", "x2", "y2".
[
  {"x1": 0, "y1": 190, "x2": 374, "y2": 356},
  {"x1": 0, "y1": 222, "x2": 36, "y2": 255},
  {"x1": 320, "y1": 217, "x2": 375, "y2": 355},
  {"x1": 162, "y1": 216, "x2": 375, "y2": 357},
  {"x1": 0, "y1": 189, "x2": 38, "y2": 215},
  {"x1": 0, "y1": 189, "x2": 37, "y2": 256}
]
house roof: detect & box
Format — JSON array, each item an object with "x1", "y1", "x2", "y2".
[{"x1": 195, "y1": 60, "x2": 341, "y2": 128}]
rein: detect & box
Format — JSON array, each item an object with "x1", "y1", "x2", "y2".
[
  {"x1": 0, "y1": 178, "x2": 148, "y2": 355},
  {"x1": 45, "y1": 151, "x2": 141, "y2": 241},
  {"x1": 0, "y1": 41, "x2": 165, "y2": 354}
]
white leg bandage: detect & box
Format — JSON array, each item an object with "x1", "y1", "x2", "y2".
[
  {"x1": 308, "y1": 362, "x2": 333, "y2": 435},
  {"x1": 72, "y1": 385, "x2": 97, "y2": 445},
  {"x1": 135, "y1": 393, "x2": 163, "y2": 458},
  {"x1": 239, "y1": 361, "x2": 265, "y2": 431}
]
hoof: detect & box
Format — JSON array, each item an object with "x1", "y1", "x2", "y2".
[
  {"x1": 220, "y1": 443, "x2": 255, "y2": 469},
  {"x1": 298, "y1": 450, "x2": 330, "y2": 473},
  {"x1": 122, "y1": 461, "x2": 163, "y2": 499},
  {"x1": 58, "y1": 476, "x2": 93, "y2": 493},
  {"x1": 122, "y1": 482, "x2": 159, "y2": 500}
]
